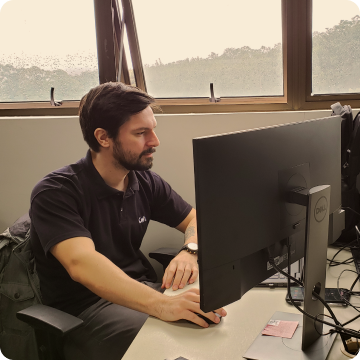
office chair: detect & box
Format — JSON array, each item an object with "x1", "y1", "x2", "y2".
[{"x1": 16, "y1": 247, "x2": 178, "y2": 360}]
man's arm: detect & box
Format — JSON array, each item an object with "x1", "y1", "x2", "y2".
[
  {"x1": 50, "y1": 236, "x2": 225, "y2": 327},
  {"x1": 162, "y1": 208, "x2": 199, "y2": 290}
]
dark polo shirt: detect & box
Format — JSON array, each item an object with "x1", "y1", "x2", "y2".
[{"x1": 30, "y1": 151, "x2": 192, "y2": 316}]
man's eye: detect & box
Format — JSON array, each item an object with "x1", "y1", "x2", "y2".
[{"x1": 137, "y1": 132, "x2": 145, "y2": 135}]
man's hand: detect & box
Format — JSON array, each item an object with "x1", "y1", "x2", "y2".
[
  {"x1": 161, "y1": 250, "x2": 198, "y2": 290},
  {"x1": 165, "y1": 208, "x2": 199, "y2": 290},
  {"x1": 157, "y1": 288, "x2": 227, "y2": 328}
]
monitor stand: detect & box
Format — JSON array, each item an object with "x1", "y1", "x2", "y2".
[{"x1": 244, "y1": 185, "x2": 337, "y2": 360}]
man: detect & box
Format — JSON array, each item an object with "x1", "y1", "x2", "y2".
[{"x1": 30, "y1": 82, "x2": 226, "y2": 360}]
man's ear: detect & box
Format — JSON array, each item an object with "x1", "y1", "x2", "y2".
[{"x1": 94, "y1": 128, "x2": 111, "y2": 149}]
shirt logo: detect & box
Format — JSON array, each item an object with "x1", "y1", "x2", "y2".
[{"x1": 138, "y1": 216, "x2": 147, "y2": 224}]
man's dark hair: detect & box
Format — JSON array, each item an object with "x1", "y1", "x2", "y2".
[{"x1": 79, "y1": 82, "x2": 157, "y2": 152}]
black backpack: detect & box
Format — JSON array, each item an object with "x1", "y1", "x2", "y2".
[
  {"x1": 0, "y1": 214, "x2": 41, "y2": 360},
  {"x1": 331, "y1": 103, "x2": 360, "y2": 245}
]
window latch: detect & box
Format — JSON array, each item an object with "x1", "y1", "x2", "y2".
[
  {"x1": 50, "y1": 87, "x2": 63, "y2": 106},
  {"x1": 209, "y1": 83, "x2": 220, "y2": 103}
]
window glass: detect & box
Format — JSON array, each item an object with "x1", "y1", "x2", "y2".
[
  {"x1": 312, "y1": 0, "x2": 360, "y2": 94},
  {"x1": 132, "y1": 0, "x2": 283, "y2": 98},
  {"x1": 0, "y1": 0, "x2": 99, "y2": 102}
]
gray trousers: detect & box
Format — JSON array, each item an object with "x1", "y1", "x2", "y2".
[{"x1": 63, "y1": 282, "x2": 163, "y2": 360}]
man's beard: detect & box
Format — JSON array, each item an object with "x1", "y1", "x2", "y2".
[{"x1": 112, "y1": 139, "x2": 155, "y2": 171}]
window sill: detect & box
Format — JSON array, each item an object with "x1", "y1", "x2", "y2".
[
  {"x1": 0, "y1": 101, "x2": 80, "y2": 116},
  {"x1": 2, "y1": 96, "x2": 360, "y2": 117}
]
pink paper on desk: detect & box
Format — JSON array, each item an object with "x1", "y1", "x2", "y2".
[{"x1": 261, "y1": 319, "x2": 299, "y2": 339}]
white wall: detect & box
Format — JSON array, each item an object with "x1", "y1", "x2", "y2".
[{"x1": 0, "y1": 109, "x2": 339, "y2": 276}]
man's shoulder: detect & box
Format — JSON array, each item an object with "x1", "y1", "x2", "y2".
[{"x1": 31, "y1": 159, "x2": 85, "y2": 200}]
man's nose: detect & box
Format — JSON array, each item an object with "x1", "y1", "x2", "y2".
[{"x1": 150, "y1": 131, "x2": 160, "y2": 147}]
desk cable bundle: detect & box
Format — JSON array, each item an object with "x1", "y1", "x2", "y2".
[{"x1": 268, "y1": 235, "x2": 360, "y2": 357}]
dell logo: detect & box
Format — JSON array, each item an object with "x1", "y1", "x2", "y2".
[
  {"x1": 314, "y1": 196, "x2": 328, "y2": 222},
  {"x1": 316, "y1": 205, "x2": 326, "y2": 214}
]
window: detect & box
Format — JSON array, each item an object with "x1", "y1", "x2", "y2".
[
  {"x1": 0, "y1": 0, "x2": 98, "y2": 114},
  {"x1": 312, "y1": 0, "x2": 360, "y2": 95},
  {"x1": 1, "y1": 0, "x2": 360, "y2": 116},
  {"x1": 132, "y1": 0, "x2": 283, "y2": 99}
]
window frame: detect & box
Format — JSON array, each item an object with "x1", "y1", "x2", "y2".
[{"x1": 1, "y1": 0, "x2": 360, "y2": 116}]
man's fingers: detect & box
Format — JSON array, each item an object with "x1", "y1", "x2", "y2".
[
  {"x1": 203, "y1": 311, "x2": 221, "y2": 324},
  {"x1": 172, "y1": 265, "x2": 184, "y2": 290},
  {"x1": 162, "y1": 264, "x2": 176, "y2": 289},
  {"x1": 185, "y1": 287, "x2": 200, "y2": 296},
  {"x1": 178, "y1": 264, "x2": 192, "y2": 289},
  {"x1": 189, "y1": 266, "x2": 199, "y2": 284},
  {"x1": 214, "y1": 307, "x2": 227, "y2": 317},
  {"x1": 185, "y1": 312, "x2": 209, "y2": 328},
  {"x1": 185, "y1": 310, "x2": 221, "y2": 327},
  {"x1": 179, "y1": 290, "x2": 225, "y2": 322},
  {"x1": 160, "y1": 289, "x2": 223, "y2": 328},
  {"x1": 162, "y1": 254, "x2": 199, "y2": 290},
  {"x1": 177, "y1": 297, "x2": 210, "y2": 327},
  {"x1": 161, "y1": 269, "x2": 168, "y2": 288},
  {"x1": 162, "y1": 252, "x2": 199, "y2": 290}
]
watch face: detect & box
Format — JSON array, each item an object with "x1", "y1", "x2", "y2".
[{"x1": 187, "y1": 243, "x2": 198, "y2": 251}]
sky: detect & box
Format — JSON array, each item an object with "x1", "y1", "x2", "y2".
[{"x1": 0, "y1": 0, "x2": 359, "y2": 70}]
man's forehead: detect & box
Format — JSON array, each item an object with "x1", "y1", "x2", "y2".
[{"x1": 126, "y1": 107, "x2": 157, "y2": 129}]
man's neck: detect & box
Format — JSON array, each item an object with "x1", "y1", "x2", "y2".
[{"x1": 91, "y1": 150, "x2": 129, "y2": 192}]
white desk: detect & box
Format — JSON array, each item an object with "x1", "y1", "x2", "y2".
[{"x1": 123, "y1": 247, "x2": 360, "y2": 360}]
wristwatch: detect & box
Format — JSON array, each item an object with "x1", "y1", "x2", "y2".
[{"x1": 179, "y1": 242, "x2": 198, "y2": 255}]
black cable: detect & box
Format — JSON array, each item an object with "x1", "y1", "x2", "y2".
[
  {"x1": 314, "y1": 314, "x2": 336, "y2": 336},
  {"x1": 328, "y1": 241, "x2": 357, "y2": 267},
  {"x1": 340, "y1": 270, "x2": 360, "y2": 296},
  {"x1": 340, "y1": 207, "x2": 360, "y2": 250},
  {"x1": 337, "y1": 270, "x2": 360, "y2": 312},
  {"x1": 328, "y1": 257, "x2": 354, "y2": 267},
  {"x1": 331, "y1": 235, "x2": 360, "y2": 294},
  {"x1": 272, "y1": 248, "x2": 342, "y2": 327},
  {"x1": 337, "y1": 250, "x2": 360, "y2": 296},
  {"x1": 350, "y1": 275, "x2": 360, "y2": 293},
  {"x1": 332, "y1": 249, "x2": 360, "y2": 327},
  {"x1": 356, "y1": 225, "x2": 360, "y2": 249},
  {"x1": 343, "y1": 313, "x2": 360, "y2": 327},
  {"x1": 269, "y1": 239, "x2": 360, "y2": 338},
  {"x1": 337, "y1": 269, "x2": 360, "y2": 312},
  {"x1": 342, "y1": 207, "x2": 360, "y2": 218},
  {"x1": 269, "y1": 250, "x2": 360, "y2": 338},
  {"x1": 274, "y1": 259, "x2": 360, "y2": 337},
  {"x1": 268, "y1": 252, "x2": 303, "y2": 287},
  {"x1": 283, "y1": 240, "x2": 342, "y2": 327},
  {"x1": 284, "y1": 239, "x2": 341, "y2": 335}
]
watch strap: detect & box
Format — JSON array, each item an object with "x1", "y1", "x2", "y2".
[{"x1": 179, "y1": 243, "x2": 198, "y2": 255}]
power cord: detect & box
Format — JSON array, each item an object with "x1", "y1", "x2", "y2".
[
  {"x1": 267, "y1": 243, "x2": 360, "y2": 340},
  {"x1": 327, "y1": 239, "x2": 358, "y2": 267}
]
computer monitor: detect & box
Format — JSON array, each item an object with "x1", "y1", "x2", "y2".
[{"x1": 193, "y1": 115, "x2": 345, "y2": 359}]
